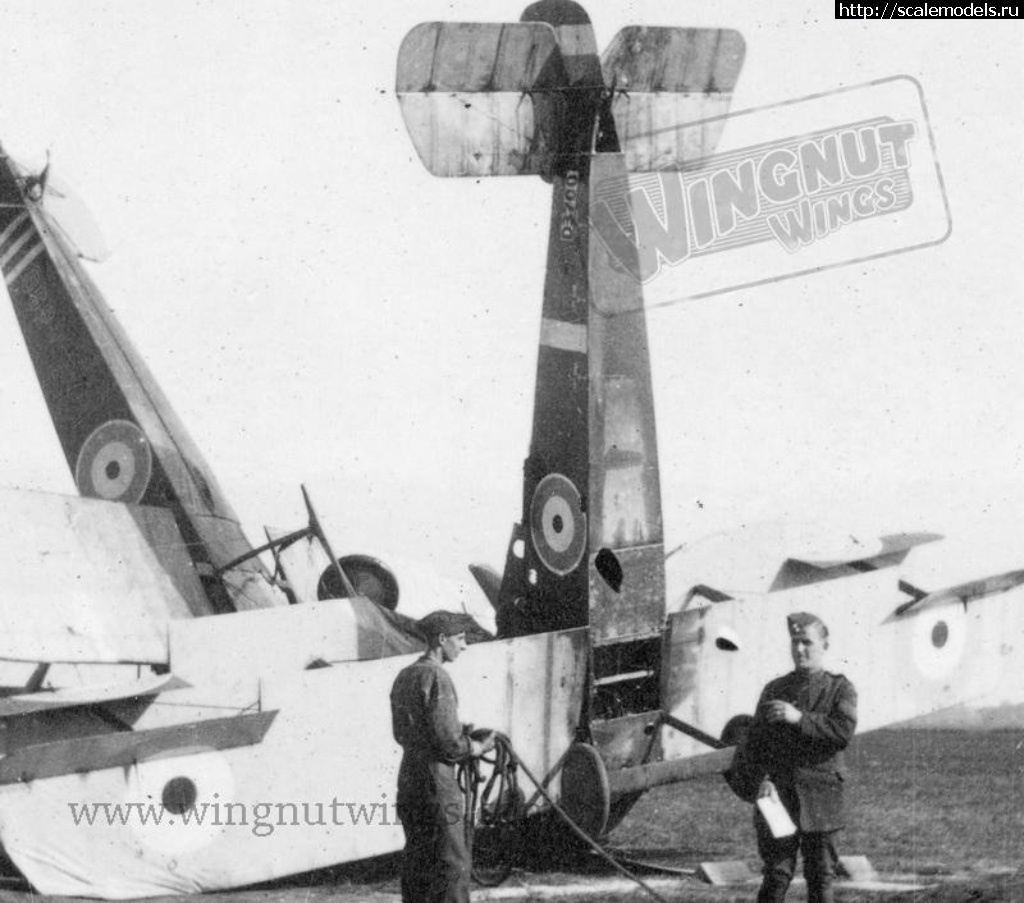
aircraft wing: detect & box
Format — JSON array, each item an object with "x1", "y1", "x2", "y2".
[
  {"x1": 667, "y1": 523, "x2": 944, "y2": 605},
  {"x1": 770, "y1": 531, "x2": 943, "y2": 591},
  {"x1": 0, "y1": 673, "x2": 187, "y2": 718},
  {"x1": 889, "y1": 567, "x2": 1024, "y2": 620},
  {"x1": 0, "y1": 488, "x2": 205, "y2": 665}
]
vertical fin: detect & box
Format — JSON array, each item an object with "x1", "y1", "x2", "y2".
[
  {"x1": 497, "y1": 0, "x2": 665, "y2": 643},
  {"x1": 586, "y1": 152, "x2": 665, "y2": 644},
  {"x1": 497, "y1": 157, "x2": 665, "y2": 642},
  {"x1": 0, "y1": 149, "x2": 281, "y2": 613},
  {"x1": 496, "y1": 0, "x2": 606, "y2": 637},
  {"x1": 396, "y1": 3, "x2": 746, "y2": 750},
  {"x1": 498, "y1": 161, "x2": 593, "y2": 635}
]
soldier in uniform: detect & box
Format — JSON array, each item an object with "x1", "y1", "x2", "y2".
[
  {"x1": 726, "y1": 612, "x2": 858, "y2": 903},
  {"x1": 390, "y1": 611, "x2": 495, "y2": 903}
]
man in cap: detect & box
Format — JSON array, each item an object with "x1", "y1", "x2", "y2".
[
  {"x1": 726, "y1": 612, "x2": 858, "y2": 903},
  {"x1": 390, "y1": 610, "x2": 495, "y2": 903}
]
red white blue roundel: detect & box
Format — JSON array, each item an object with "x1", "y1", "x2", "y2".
[
  {"x1": 74, "y1": 419, "x2": 153, "y2": 504},
  {"x1": 530, "y1": 473, "x2": 586, "y2": 576}
]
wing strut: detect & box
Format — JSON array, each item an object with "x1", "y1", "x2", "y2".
[{"x1": 214, "y1": 485, "x2": 357, "y2": 598}]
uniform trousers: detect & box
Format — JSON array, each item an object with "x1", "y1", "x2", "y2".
[
  {"x1": 397, "y1": 761, "x2": 470, "y2": 903},
  {"x1": 755, "y1": 810, "x2": 839, "y2": 903}
]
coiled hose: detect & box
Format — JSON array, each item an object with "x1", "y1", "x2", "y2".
[
  {"x1": 458, "y1": 732, "x2": 520, "y2": 885},
  {"x1": 458, "y1": 733, "x2": 669, "y2": 903}
]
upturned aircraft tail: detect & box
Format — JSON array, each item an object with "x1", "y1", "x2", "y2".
[
  {"x1": 0, "y1": 148, "x2": 281, "y2": 614},
  {"x1": 398, "y1": 0, "x2": 746, "y2": 781}
]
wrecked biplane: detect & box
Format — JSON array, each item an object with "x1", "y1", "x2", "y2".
[{"x1": 0, "y1": 0, "x2": 1021, "y2": 897}]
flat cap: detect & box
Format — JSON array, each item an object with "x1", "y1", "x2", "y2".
[
  {"x1": 787, "y1": 611, "x2": 828, "y2": 637},
  {"x1": 417, "y1": 610, "x2": 468, "y2": 641}
]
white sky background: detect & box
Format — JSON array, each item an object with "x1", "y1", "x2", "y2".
[{"x1": 0, "y1": 1, "x2": 1022, "y2": 589}]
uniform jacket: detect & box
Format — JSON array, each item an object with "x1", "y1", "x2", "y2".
[
  {"x1": 390, "y1": 656, "x2": 473, "y2": 808},
  {"x1": 727, "y1": 669, "x2": 857, "y2": 832}
]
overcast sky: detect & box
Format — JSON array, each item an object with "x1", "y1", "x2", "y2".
[{"x1": 0, "y1": 1, "x2": 1021, "y2": 589}]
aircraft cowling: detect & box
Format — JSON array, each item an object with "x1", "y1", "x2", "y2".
[{"x1": 317, "y1": 555, "x2": 400, "y2": 611}]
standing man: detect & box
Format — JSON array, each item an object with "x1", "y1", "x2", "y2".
[
  {"x1": 390, "y1": 611, "x2": 495, "y2": 903},
  {"x1": 727, "y1": 612, "x2": 858, "y2": 903}
]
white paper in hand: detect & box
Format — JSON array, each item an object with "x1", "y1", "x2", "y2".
[{"x1": 757, "y1": 787, "x2": 797, "y2": 838}]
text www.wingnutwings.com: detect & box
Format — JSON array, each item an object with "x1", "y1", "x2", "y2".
[{"x1": 66, "y1": 799, "x2": 457, "y2": 837}]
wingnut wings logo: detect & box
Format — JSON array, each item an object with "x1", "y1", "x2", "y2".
[{"x1": 590, "y1": 77, "x2": 950, "y2": 310}]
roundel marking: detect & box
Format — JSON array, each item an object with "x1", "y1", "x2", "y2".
[
  {"x1": 162, "y1": 776, "x2": 199, "y2": 815},
  {"x1": 530, "y1": 473, "x2": 586, "y2": 576},
  {"x1": 75, "y1": 419, "x2": 153, "y2": 504},
  {"x1": 128, "y1": 746, "x2": 236, "y2": 855},
  {"x1": 911, "y1": 604, "x2": 967, "y2": 681}
]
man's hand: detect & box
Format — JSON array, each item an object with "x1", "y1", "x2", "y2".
[
  {"x1": 470, "y1": 730, "x2": 497, "y2": 757},
  {"x1": 758, "y1": 779, "x2": 776, "y2": 800},
  {"x1": 765, "y1": 700, "x2": 802, "y2": 725}
]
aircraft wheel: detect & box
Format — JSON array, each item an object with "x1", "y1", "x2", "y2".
[
  {"x1": 559, "y1": 742, "x2": 610, "y2": 839},
  {"x1": 317, "y1": 554, "x2": 400, "y2": 609}
]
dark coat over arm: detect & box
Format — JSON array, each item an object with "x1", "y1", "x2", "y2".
[{"x1": 727, "y1": 670, "x2": 858, "y2": 832}]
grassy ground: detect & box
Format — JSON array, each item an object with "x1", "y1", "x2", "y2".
[
  {"x1": 611, "y1": 728, "x2": 1024, "y2": 876},
  {"x1": 0, "y1": 730, "x2": 1019, "y2": 903}
]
